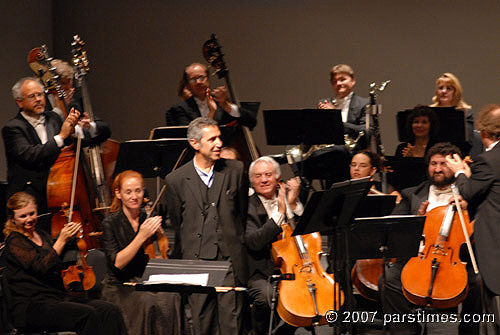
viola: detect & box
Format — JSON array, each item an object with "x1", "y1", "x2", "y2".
[{"x1": 401, "y1": 204, "x2": 474, "y2": 309}]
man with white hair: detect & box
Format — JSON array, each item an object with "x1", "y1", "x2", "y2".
[{"x1": 245, "y1": 156, "x2": 302, "y2": 335}]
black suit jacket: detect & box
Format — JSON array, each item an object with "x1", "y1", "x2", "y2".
[
  {"x1": 2, "y1": 111, "x2": 111, "y2": 209},
  {"x1": 456, "y1": 142, "x2": 500, "y2": 294},
  {"x1": 166, "y1": 97, "x2": 257, "y2": 129},
  {"x1": 245, "y1": 193, "x2": 283, "y2": 281},
  {"x1": 391, "y1": 180, "x2": 431, "y2": 215},
  {"x1": 164, "y1": 158, "x2": 249, "y2": 284}
]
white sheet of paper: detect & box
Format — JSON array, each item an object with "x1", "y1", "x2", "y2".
[{"x1": 144, "y1": 273, "x2": 209, "y2": 286}]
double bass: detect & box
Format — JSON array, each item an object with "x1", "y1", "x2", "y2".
[
  {"x1": 27, "y1": 45, "x2": 101, "y2": 250},
  {"x1": 202, "y1": 34, "x2": 259, "y2": 168},
  {"x1": 70, "y1": 35, "x2": 120, "y2": 213}
]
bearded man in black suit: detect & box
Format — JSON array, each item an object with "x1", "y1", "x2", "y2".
[{"x1": 164, "y1": 117, "x2": 248, "y2": 335}]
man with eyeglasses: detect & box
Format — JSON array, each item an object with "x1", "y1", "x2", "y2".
[
  {"x1": 166, "y1": 62, "x2": 257, "y2": 128},
  {"x1": 2, "y1": 77, "x2": 109, "y2": 234}
]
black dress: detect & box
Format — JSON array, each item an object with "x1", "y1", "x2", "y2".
[
  {"x1": 3, "y1": 230, "x2": 126, "y2": 335},
  {"x1": 100, "y1": 210, "x2": 181, "y2": 335}
]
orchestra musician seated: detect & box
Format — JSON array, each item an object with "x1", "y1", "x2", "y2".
[
  {"x1": 100, "y1": 170, "x2": 181, "y2": 335},
  {"x1": 379, "y1": 142, "x2": 481, "y2": 335},
  {"x1": 350, "y1": 151, "x2": 401, "y2": 202},
  {"x1": 1, "y1": 192, "x2": 126, "y2": 335},
  {"x1": 318, "y1": 64, "x2": 369, "y2": 149},
  {"x1": 245, "y1": 156, "x2": 303, "y2": 335},
  {"x1": 166, "y1": 62, "x2": 257, "y2": 129},
  {"x1": 395, "y1": 105, "x2": 439, "y2": 158}
]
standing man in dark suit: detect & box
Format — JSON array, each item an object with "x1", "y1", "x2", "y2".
[
  {"x1": 245, "y1": 156, "x2": 302, "y2": 335},
  {"x1": 446, "y1": 104, "x2": 500, "y2": 331},
  {"x1": 164, "y1": 117, "x2": 249, "y2": 335},
  {"x1": 166, "y1": 62, "x2": 257, "y2": 129},
  {"x1": 2, "y1": 77, "x2": 82, "y2": 233},
  {"x1": 318, "y1": 64, "x2": 369, "y2": 147}
]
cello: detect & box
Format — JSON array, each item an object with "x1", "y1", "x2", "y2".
[
  {"x1": 202, "y1": 34, "x2": 260, "y2": 169},
  {"x1": 27, "y1": 45, "x2": 101, "y2": 250},
  {"x1": 271, "y1": 185, "x2": 344, "y2": 327},
  {"x1": 400, "y1": 190, "x2": 476, "y2": 309}
]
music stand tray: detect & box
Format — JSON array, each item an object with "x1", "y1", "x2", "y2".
[
  {"x1": 135, "y1": 259, "x2": 231, "y2": 294},
  {"x1": 263, "y1": 109, "x2": 344, "y2": 146},
  {"x1": 113, "y1": 139, "x2": 190, "y2": 179}
]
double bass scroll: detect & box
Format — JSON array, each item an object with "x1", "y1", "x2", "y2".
[{"x1": 202, "y1": 34, "x2": 260, "y2": 168}]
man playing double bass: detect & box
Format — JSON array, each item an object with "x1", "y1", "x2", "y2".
[
  {"x1": 245, "y1": 156, "x2": 303, "y2": 335},
  {"x1": 2, "y1": 77, "x2": 110, "y2": 234},
  {"x1": 379, "y1": 142, "x2": 481, "y2": 335},
  {"x1": 446, "y1": 104, "x2": 500, "y2": 332},
  {"x1": 165, "y1": 62, "x2": 257, "y2": 128}
]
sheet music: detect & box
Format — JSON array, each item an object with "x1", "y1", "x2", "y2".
[{"x1": 143, "y1": 273, "x2": 209, "y2": 286}]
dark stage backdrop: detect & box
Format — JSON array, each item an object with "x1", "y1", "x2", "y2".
[{"x1": 1, "y1": 0, "x2": 500, "y2": 182}]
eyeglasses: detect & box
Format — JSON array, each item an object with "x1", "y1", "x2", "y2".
[
  {"x1": 188, "y1": 75, "x2": 208, "y2": 84},
  {"x1": 24, "y1": 92, "x2": 44, "y2": 101}
]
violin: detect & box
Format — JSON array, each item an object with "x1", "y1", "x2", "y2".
[
  {"x1": 143, "y1": 191, "x2": 169, "y2": 259},
  {"x1": 271, "y1": 185, "x2": 343, "y2": 327},
  {"x1": 60, "y1": 204, "x2": 96, "y2": 293},
  {"x1": 401, "y1": 204, "x2": 474, "y2": 309}
]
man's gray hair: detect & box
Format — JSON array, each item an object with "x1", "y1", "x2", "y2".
[
  {"x1": 187, "y1": 117, "x2": 219, "y2": 142},
  {"x1": 12, "y1": 77, "x2": 44, "y2": 101},
  {"x1": 249, "y1": 156, "x2": 281, "y2": 182}
]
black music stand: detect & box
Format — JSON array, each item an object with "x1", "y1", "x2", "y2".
[
  {"x1": 396, "y1": 107, "x2": 466, "y2": 143},
  {"x1": 113, "y1": 139, "x2": 191, "y2": 179},
  {"x1": 385, "y1": 155, "x2": 427, "y2": 191},
  {"x1": 149, "y1": 126, "x2": 188, "y2": 140},
  {"x1": 135, "y1": 259, "x2": 232, "y2": 335},
  {"x1": 293, "y1": 178, "x2": 371, "y2": 333},
  {"x1": 263, "y1": 109, "x2": 349, "y2": 183},
  {"x1": 264, "y1": 109, "x2": 344, "y2": 146}
]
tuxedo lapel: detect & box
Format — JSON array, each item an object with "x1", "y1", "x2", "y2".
[
  {"x1": 44, "y1": 113, "x2": 58, "y2": 138},
  {"x1": 186, "y1": 97, "x2": 202, "y2": 120},
  {"x1": 16, "y1": 113, "x2": 42, "y2": 144}
]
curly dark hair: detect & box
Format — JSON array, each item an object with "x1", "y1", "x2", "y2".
[
  {"x1": 406, "y1": 105, "x2": 439, "y2": 143},
  {"x1": 425, "y1": 142, "x2": 462, "y2": 165}
]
